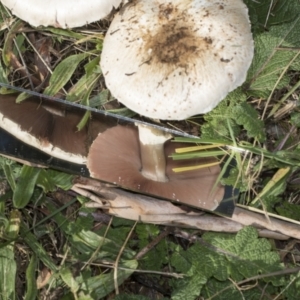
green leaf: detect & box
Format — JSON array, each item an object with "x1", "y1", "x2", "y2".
[
  {"x1": 45, "y1": 28, "x2": 86, "y2": 40},
  {"x1": 115, "y1": 295, "x2": 154, "y2": 300},
  {"x1": 66, "y1": 72, "x2": 100, "y2": 101},
  {"x1": 201, "y1": 89, "x2": 248, "y2": 140},
  {"x1": 84, "y1": 56, "x2": 101, "y2": 77},
  {"x1": 36, "y1": 169, "x2": 73, "y2": 192},
  {"x1": 135, "y1": 224, "x2": 168, "y2": 271},
  {"x1": 0, "y1": 211, "x2": 20, "y2": 300},
  {"x1": 44, "y1": 53, "x2": 89, "y2": 96},
  {"x1": 24, "y1": 255, "x2": 38, "y2": 300},
  {"x1": 203, "y1": 227, "x2": 284, "y2": 284},
  {"x1": 252, "y1": 167, "x2": 290, "y2": 204},
  {"x1": 274, "y1": 201, "x2": 300, "y2": 221},
  {"x1": 77, "y1": 259, "x2": 138, "y2": 300},
  {"x1": 44, "y1": 201, "x2": 136, "y2": 261},
  {"x1": 232, "y1": 102, "x2": 266, "y2": 142},
  {"x1": 60, "y1": 267, "x2": 80, "y2": 294},
  {"x1": 2, "y1": 20, "x2": 25, "y2": 66},
  {"x1": 0, "y1": 56, "x2": 8, "y2": 84},
  {"x1": 203, "y1": 277, "x2": 278, "y2": 300},
  {"x1": 1, "y1": 161, "x2": 16, "y2": 192},
  {"x1": 244, "y1": 0, "x2": 300, "y2": 30},
  {"x1": 20, "y1": 223, "x2": 58, "y2": 272},
  {"x1": 76, "y1": 110, "x2": 91, "y2": 131},
  {"x1": 170, "y1": 227, "x2": 284, "y2": 299},
  {"x1": 247, "y1": 17, "x2": 300, "y2": 97},
  {"x1": 283, "y1": 274, "x2": 300, "y2": 299},
  {"x1": 13, "y1": 165, "x2": 41, "y2": 208},
  {"x1": 108, "y1": 107, "x2": 136, "y2": 118},
  {"x1": 89, "y1": 90, "x2": 111, "y2": 107},
  {"x1": 0, "y1": 244, "x2": 16, "y2": 300}
]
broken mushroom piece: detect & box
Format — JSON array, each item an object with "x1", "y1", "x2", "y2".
[
  {"x1": 101, "y1": 0, "x2": 254, "y2": 120},
  {"x1": 137, "y1": 124, "x2": 172, "y2": 182},
  {"x1": 1, "y1": 0, "x2": 123, "y2": 28},
  {"x1": 87, "y1": 125, "x2": 225, "y2": 211}
]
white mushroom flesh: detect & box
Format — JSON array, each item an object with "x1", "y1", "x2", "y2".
[{"x1": 137, "y1": 124, "x2": 172, "y2": 182}]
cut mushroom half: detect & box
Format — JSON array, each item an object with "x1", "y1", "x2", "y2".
[
  {"x1": 1, "y1": 0, "x2": 123, "y2": 28},
  {"x1": 87, "y1": 125, "x2": 225, "y2": 211},
  {"x1": 101, "y1": 0, "x2": 254, "y2": 120}
]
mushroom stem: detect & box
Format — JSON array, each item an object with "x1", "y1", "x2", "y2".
[{"x1": 137, "y1": 124, "x2": 172, "y2": 182}]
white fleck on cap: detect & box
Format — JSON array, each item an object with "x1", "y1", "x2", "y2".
[
  {"x1": 1, "y1": 0, "x2": 123, "y2": 28},
  {"x1": 101, "y1": 0, "x2": 254, "y2": 120}
]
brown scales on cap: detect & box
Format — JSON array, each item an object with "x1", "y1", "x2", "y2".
[
  {"x1": 87, "y1": 125, "x2": 225, "y2": 211},
  {"x1": 143, "y1": 5, "x2": 202, "y2": 69},
  {"x1": 101, "y1": 0, "x2": 254, "y2": 120}
]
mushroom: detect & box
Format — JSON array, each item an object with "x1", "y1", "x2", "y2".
[
  {"x1": 87, "y1": 125, "x2": 225, "y2": 211},
  {"x1": 100, "y1": 0, "x2": 254, "y2": 120},
  {"x1": 1, "y1": 0, "x2": 123, "y2": 28},
  {"x1": 0, "y1": 94, "x2": 113, "y2": 164},
  {"x1": 137, "y1": 124, "x2": 173, "y2": 182}
]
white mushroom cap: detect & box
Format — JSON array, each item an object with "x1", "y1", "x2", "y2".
[
  {"x1": 1, "y1": 0, "x2": 123, "y2": 28},
  {"x1": 101, "y1": 0, "x2": 254, "y2": 120}
]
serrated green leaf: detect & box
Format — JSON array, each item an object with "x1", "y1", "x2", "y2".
[
  {"x1": 274, "y1": 201, "x2": 300, "y2": 221},
  {"x1": 203, "y1": 227, "x2": 284, "y2": 284},
  {"x1": 248, "y1": 16, "x2": 300, "y2": 97},
  {"x1": 221, "y1": 164, "x2": 249, "y2": 192},
  {"x1": 203, "y1": 277, "x2": 278, "y2": 300},
  {"x1": 13, "y1": 165, "x2": 41, "y2": 208},
  {"x1": 232, "y1": 102, "x2": 266, "y2": 141},
  {"x1": 170, "y1": 227, "x2": 284, "y2": 298},
  {"x1": 283, "y1": 274, "x2": 300, "y2": 299},
  {"x1": 201, "y1": 89, "x2": 247, "y2": 140},
  {"x1": 244, "y1": 0, "x2": 300, "y2": 30},
  {"x1": 290, "y1": 112, "x2": 300, "y2": 128}
]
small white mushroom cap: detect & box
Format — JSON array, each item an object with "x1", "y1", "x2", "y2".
[
  {"x1": 1, "y1": 0, "x2": 123, "y2": 28},
  {"x1": 101, "y1": 0, "x2": 254, "y2": 120}
]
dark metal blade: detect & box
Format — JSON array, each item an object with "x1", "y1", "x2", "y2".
[{"x1": 0, "y1": 83, "x2": 238, "y2": 216}]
